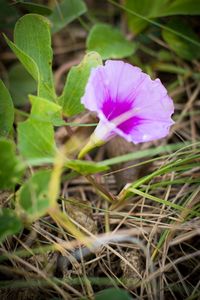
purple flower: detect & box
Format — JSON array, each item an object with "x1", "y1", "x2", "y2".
[{"x1": 79, "y1": 60, "x2": 174, "y2": 158}]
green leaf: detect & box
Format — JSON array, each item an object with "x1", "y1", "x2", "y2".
[
  {"x1": 14, "y1": 14, "x2": 55, "y2": 100},
  {"x1": 4, "y1": 34, "x2": 39, "y2": 81},
  {"x1": 49, "y1": 0, "x2": 87, "y2": 33},
  {"x1": 16, "y1": 1, "x2": 52, "y2": 15},
  {"x1": 17, "y1": 170, "x2": 51, "y2": 220},
  {"x1": 8, "y1": 63, "x2": 36, "y2": 106},
  {"x1": 95, "y1": 288, "x2": 132, "y2": 300},
  {"x1": 0, "y1": 208, "x2": 23, "y2": 243},
  {"x1": 162, "y1": 19, "x2": 200, "y2": 61},
  {"x1": 66, "y1": 160, "x2": 109, "y2": 175},
  {"x1": 59, "y1": 51, "x2": 102, "y2": 117},
  {"x1": 18, "y1": 119, "x2": 56, "y2": 160},
  {"x1": 17, "y1": 94, "x2": 59, "y2": 161},
  {"x1": 125, "y1": 0, "x2": 168, "y2": 34},
  {"x1": 4, "y1": 14, "x2": 56, "y2": 101},
  {"x1": 0, "y1": 80, "x2": 14, "y2": 137},
  {"x1": 29, "y1": 95, "x2": 62, "y2": 125},
  {"x1": 125, "y1": 0, "x2": 200, "y2": 35},
  {"x1": 160, "y1": 0, "x2": 200, "y2": 16},
  {"x1": 87, "y1": 23, "x2": 137, "y2": 59},
  {"x1": 0, "y1": 138, "x2": 24, "y2": 190}
]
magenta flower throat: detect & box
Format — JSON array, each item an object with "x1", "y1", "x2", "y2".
[
  {"x1": 101, "y1": 99, "x2": 142, "y2": 134},
  {"x1": 79, "y1": 60, "x2": 174, "y2": 158}
]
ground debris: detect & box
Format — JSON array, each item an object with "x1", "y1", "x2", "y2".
[
  {"x1": 65, "y1": 198, "x2": 97, "y2": 234},
  {"x1": 120, "y1": 249, "x2": 144, "y2": 282}
]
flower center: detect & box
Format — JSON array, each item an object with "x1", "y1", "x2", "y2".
[
  {"x1": 102, "y1": 99, "x2": 141, "y2": 134},
  {"x1": 102, "y1": 99, "x2": 132, "y2": 121}
]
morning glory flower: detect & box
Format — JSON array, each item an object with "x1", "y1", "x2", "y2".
[{"x1": 78, "y1": 60, "x2": 174, "y2": 158}]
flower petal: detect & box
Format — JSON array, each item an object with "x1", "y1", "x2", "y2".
[
  {"x1": 81, "y1": 60, "x2": 146, "y2": 114},
  {"x1": 101, "y1": 60, "x2": 145, "y2": 103},
  {"x1": 130, "y1": 77, "x2": 174, "y2": 122},
  {"x1": 117, "y1": 118, "x2": 174, "y2": 143}
]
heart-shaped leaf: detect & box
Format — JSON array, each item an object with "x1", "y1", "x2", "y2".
[
  {"x1": 17, "y1": 170, "x2": 51, "y2": 221},
  {"x1": 5, "y1": 14, "x2": 56, "y2": 101},
  {"x1": 59, "y1": 52, "x2": 102, "y2": 116},
  {"x1": 87, "y1": 23, "x2": 137, "y2": 59},
  {"x1": 0, "y1": 208, "x2": 23, "y2": 243},
  {"x1": 0, "y1": 80, "x2": 14, "y2": 137},
  {"x1": 49, "y1": 0, "x2": 87, "y2": 33},
  {"x1": 0, "y1": 139, "x2": 24, "y2": 189},
  {"x1": 18, "y1": 118, "x2": 56, "y2": 160}
]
